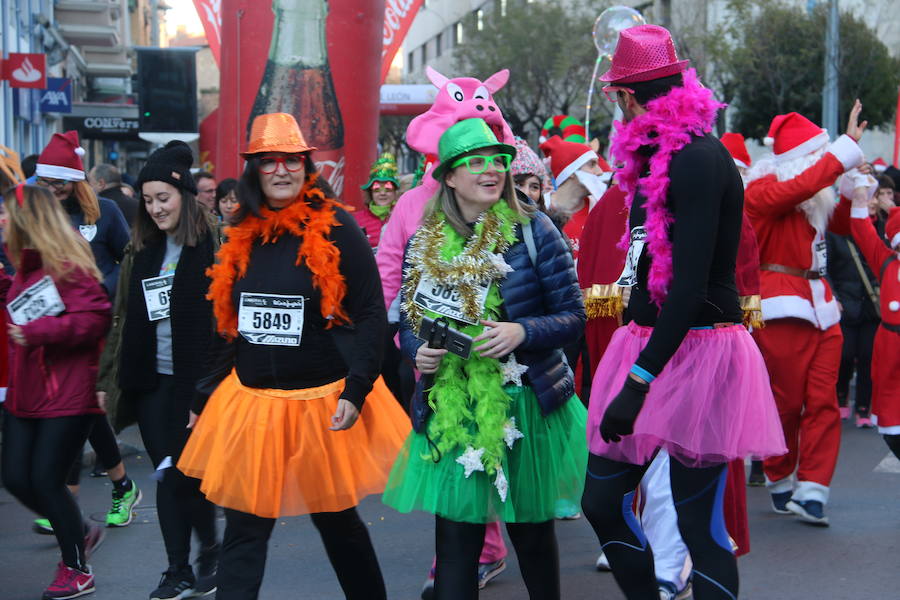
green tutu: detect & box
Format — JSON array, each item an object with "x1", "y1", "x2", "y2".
[{"x1": 383, "y1": 387, "x2": 587, "y2": 523}]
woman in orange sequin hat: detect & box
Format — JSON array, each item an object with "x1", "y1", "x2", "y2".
[{"x1": 178, "y1": 113, "x2": 410, "y2": 600}]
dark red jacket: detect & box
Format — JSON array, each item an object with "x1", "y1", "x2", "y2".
[{"x1": 2, "y1": 250, "x2": 111, "y2": 418}]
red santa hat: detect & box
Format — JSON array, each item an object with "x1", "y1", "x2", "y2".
[
  {"x1": 720, "y1": 132, "x2": 752, "y2": 169},
  {"x1": 539, "y1": 136, "x2": 598, "y2": 187},
  {"x1": 36, "y1": 131, "x2": 86, "y2": 182},
  {"x1": 873, "y1": 157, "x2": 888, "y2": 173},
  {"x1": 887, "y1": 206, "x2": 900, "y2": 249},
  {"x1": 763, "y1": 112, "x2": 829, "y2": 162}
]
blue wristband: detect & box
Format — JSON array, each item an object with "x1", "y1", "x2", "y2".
[{"x1": 630, "y1": 364, "x2": 656, "y2": 383}]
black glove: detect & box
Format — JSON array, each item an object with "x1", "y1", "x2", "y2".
[{"x1": 599, "y1": 375, "x2": 651, "y2": 443}]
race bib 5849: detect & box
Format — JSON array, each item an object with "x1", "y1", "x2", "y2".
[{"x1": 237, "y1": 292, "x2": 304, "y2": 346}]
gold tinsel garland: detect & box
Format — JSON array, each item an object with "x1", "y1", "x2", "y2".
[
  {"x1": 740, "y1": 294, "x2": 764, "y2": 329},
  {"x1": 583, "y1": 284, "x2": 624, "y2": 319},
  {"x1": 401, "y1": 206, "x2": 516, "y2": 332}
]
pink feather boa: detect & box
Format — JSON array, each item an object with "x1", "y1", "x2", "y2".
[{"x1": 611, "y1": 69, "x2": 725, "y2": 306}]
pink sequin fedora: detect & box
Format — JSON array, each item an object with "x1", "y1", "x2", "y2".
[{"x1": 599, "y1": 25, "x2": 689, "y2": 84}]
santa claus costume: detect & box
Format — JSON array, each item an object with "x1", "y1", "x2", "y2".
[
  {"x1": 745, "y1": 107, "x2": 865, "y2": 526},
  {"x1": 849, "y1": 204, "x2": 900, "y2": 457},
  {"x1": 581, "y1": 25, "x2": 785, "y2": 600}
]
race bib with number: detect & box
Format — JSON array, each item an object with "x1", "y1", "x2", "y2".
[
  {"x1": 237, "y1": 293, "x2": 304, "y2": 346},
  {"x1": 814, "y1": 238, "x2": 828, "y2": 276},
  {"x1": 7, "y1": 275, "x2": 66, "y2": 325},
  {"x1": 142, "y1": 274, "x2": 174, "y2": 321},
  {"x1": 616, "y1": 226, "x2": 647, "y2": 287},
  {"x1": 413, "y1": 276, "x2": 490, "y2": 325}
]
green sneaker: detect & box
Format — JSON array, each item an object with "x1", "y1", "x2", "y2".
[
  {"x1": 106, "y1": 482, "x2": 142, "y2": 527},
  {"x1": 33, "y1": 518, "x2": 54, "y2": 534}
]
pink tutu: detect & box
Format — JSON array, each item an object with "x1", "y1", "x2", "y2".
[{"x1": 587, "y1": 322, "x2": 786, "y2": 467}]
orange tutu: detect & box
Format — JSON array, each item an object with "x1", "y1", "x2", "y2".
[{"x1": 177, "y1": 371, "x2": 411, "y2": 518}]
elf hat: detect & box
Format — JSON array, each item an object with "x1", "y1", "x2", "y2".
[
  {"x1": 886, "y1": 206, "x2": 900, "y2": 249},
  {"x1": 361, "y1": 152, "x2": 400, "y2": 190},
  {"x1": 36, "y1": 131, "x2": 86, "y2": 181},
  {"x1": 763, "y1": 112, "x2": 829, "y2": 162},
  {"x1": 539, "y1": 136, "x2": 597, "y2": 187},
  {"x1": 136, "y1": 140, "x2": 198, "y2": 195},
  {"x1": 242, "y1": 113, "x2": 316, "y2": 157},
  {"x1": 721, "y1": 132, "x2": 752, "y2": 169},
  {"x1": 599, "y1": 25, "x2": 689, "y2": 85},
  {"x1": 432, "y1": 118, "x2": 517, "y2": 180}
]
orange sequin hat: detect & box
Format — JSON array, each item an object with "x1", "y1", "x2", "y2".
[{"x1": 241, "y1": 113, "x2": 317, "y2": 157}]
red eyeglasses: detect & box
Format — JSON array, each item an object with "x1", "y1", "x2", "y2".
[
  {"x1": 258, "y1": 155, "x2": 305, "y2": 174},
  {"x1": 602, "y1": 85, "x2": 635, "y2": 103}
]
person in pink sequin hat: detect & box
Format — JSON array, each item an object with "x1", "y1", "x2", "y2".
[{"x1": 580, "y1": 24, "x2": 786, "y2": 600}]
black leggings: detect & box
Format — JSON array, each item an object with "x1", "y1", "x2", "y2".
[
  {"x1": 138, "y1": 375, "x2": 217, "y2": 569},
  {"x1": 434, "y1": 516, "x2": 559, "y2": 600},
  {"x1": 216, "y1": 507, "x2": 386, "y2": 600},
  {"x1": 66, "y1": 413, "x2": 123, "y2": 485},
  {"x1": 837, "y1": 318, "x2": 878, "y2": 416},
  {"x1": 2, "y1": 412, "x2": 92, "y2": 569},
  {"x1": 582, "y1": 454, "x2": 737, "y2": 600}
]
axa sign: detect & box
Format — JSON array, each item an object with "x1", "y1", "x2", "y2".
[
  {"x1": 39, "y1": 78, "x2": 72, "y2": 114},
  {"x1": 1, "y1": 53, "x2": 47, "y2": 89}
]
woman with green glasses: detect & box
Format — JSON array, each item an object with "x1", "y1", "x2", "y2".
[{"x1": 384, "y1": 118, "x2": 588, "y2": 599}]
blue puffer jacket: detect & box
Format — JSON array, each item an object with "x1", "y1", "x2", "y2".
[{"x1": 401, "y1": 210, "x2": 586, "y2": 431}]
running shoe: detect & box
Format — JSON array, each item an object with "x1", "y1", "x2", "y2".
[
  {"x1": 477, "y1": 558, "x2": 506, "y2": 589},
  {"x1": 106, "y1": 482, "x2": 142, "y2": 527},
  {"x1": 190, "y1": 543, "x2": 219, "y2": 597},
  {"x1": 855, "y1": 415, "x2": 875, "y2": 429},
  {"x1": 839, "y1": 406, "x2": 851, "y2": 420},
  {"x1": 770, "y1": 491, "x2": 792, "y2": 515},
  {"x1": 150, "y1": 567, "x2": 196, "y2": 600},
  {"x1": 83, "y1": 524, "x2": 106, "y2": 561},
  {"x1": 786, "y1": 499, "x2": 829, "y2": 526},
  {"x1": 659, "y1": 579, "x2": 692, "y2": 600},
  {"x1": 595, "y1": 549, "x2": 612, "y2": 571},
  {"x1": 43, "y1": 562, "x2": 94, "y2": 599},
  {"x1": 34, "y1": 517, "x2": 54, "y2": 534},
  {"x1": 747, "y1": 460, "x2": 765, "y2": 486},
  {"x1": 420, "y1": 566, "x2": 435, "y2": 600}
]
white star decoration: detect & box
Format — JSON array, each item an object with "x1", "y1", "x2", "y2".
[
  {"x1": 488, "y1": 252, "x2": 514, "y2": 278},
  {"x1": 494, "y1": 466, "x2": 509, "y2": 502},
  {"x1": 500, "y1": 355, "x2": 529, "y2": 386},
  {"x1": 456, "y1": 446, "x2": 486, "y2": 478},
  {"x1": 503, "y1": 419, "x2": 525, "y2": 449}
]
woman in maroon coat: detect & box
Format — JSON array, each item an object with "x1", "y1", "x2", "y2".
[{"x1": 0, "y1": 184, "x2": 111, "y2": 600}]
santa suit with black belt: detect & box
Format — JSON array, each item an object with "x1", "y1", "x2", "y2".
[{"x1": 745, "y1": 115, "x2": 863, "y2": 506}]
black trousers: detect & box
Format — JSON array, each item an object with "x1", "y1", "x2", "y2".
[
  {"x1": 138, "y1": 375, "x2": 217, "y2": 569},
  {"x1": 382, "y1": 323, "x2": 415, "y2": 412},
  {"x1": 2, "y1": 412, "x2": 92, "y2": 569},
  {"x1": 216, "y1": 507, "x2": 386, "y2": 600},
  {"x1": 66, "y1": 413, "x2": 122, "y2": 485},
  {"x1": 582, "y1": 454, "x2": 737, "y2": 599},
  {"x1": 434, "y1": 516, "x2": 559, "y2": 600},
  {"x1": 837, "y1": 318, "x2": 879, "y2": 416}
]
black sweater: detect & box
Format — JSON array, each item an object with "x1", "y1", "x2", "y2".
[
  {"x1": 63, "y1": 195, "x2": 130, "y2": 298},
  {"x1": 627, "y1": 133, "x2": 745, "y2": 377},
  {"x1": 198, "y1": 207, "x2": 386, "y2": 411}
]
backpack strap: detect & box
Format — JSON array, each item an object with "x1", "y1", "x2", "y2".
[{"x1": 882, "y1": 254, "x2": 898, "y2": 280}]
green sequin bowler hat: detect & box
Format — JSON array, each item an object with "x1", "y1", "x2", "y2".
[
  {"x1": 432, "y1": 118, "x2": 517, "y2": 180},
  {"x1": 361, "y1": 152, "x2": 400, "y2": 190}
]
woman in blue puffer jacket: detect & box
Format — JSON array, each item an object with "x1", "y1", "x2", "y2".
[{"x1": 383, "y1": 118, "x2": 587, "y2": 600}]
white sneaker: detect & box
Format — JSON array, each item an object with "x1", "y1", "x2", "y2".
[{"x1": 595, "y1": 550, "x2": 611, "y2": 571}]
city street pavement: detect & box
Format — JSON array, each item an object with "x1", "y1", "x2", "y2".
[{"x1": 2, "y1": 420, "x2": 896, "y2": 599}]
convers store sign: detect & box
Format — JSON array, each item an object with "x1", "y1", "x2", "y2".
[{"x1": 63, "y1": 116, "x2": 141, "y2": 140}]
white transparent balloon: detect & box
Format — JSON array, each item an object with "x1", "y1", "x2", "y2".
[{"x1": 593, "y1": 5, "x2": 645, "y2": 57}]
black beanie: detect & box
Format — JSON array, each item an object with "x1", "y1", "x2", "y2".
[{"x1": 136, "y1": 140, "x2": 198, "y2": 194}]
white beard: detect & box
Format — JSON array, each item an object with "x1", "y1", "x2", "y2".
[{"x1": 748, "y1": 144, "x2": 836, "y2": 233}]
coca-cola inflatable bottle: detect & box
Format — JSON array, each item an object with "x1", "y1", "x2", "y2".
[{"x1": 248, "y1": 0, "x2": 345, "y2": 196}]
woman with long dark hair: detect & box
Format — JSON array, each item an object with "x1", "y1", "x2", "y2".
[{"x1": 178, "y1": 113, "x2": 409, "y2": 599}]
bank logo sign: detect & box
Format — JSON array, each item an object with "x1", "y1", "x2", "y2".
[{"x1": 39, "y1": 78, "x2": 72, "y2": 114}]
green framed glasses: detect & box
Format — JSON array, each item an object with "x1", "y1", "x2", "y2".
[{"x1": 450, "y1": 153, "x2": 513, "y2": 175}]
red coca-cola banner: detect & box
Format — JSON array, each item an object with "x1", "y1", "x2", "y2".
[
  {"x1": 894, "y1": 87, "x2": 899, "y2": 167},
  {"x1": 193, "y1": 0, "x2": 222, "y2": 66},
  {"x1": 381, "y1": 0, "x2": 424, "y2": 84},
  {"x1": 216, "y1": 0, "x2": 383, "y2": 210}
]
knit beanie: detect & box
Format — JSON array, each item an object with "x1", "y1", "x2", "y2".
[{"x1": 136, "y1": 140, "x2": 197, "y2": 194}]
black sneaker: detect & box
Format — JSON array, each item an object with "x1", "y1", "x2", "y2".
[
  {"x1": 190, "y1": 543, "x2": 219, "y2": 597},
  {"x1": 150, "y1": 567, "x2": 195, "y2": 600},
  {"x1": 786, "y1": 499, "x2": 829, "y2": 527},
  {"x1": 748, "y1": 460, "x2": 765, "y2": 486},
  {"x1": 770, "y1": 491, "x2": 792, "y2": 514}
]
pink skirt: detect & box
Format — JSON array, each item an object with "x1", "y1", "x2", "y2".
[{"x1": 587, "y1": 322, "x2": 786, "y2": 467}]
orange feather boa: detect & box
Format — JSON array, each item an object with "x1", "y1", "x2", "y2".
[{"x1": 206, "y1": 174, "x2": 350, "y2": 339}]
